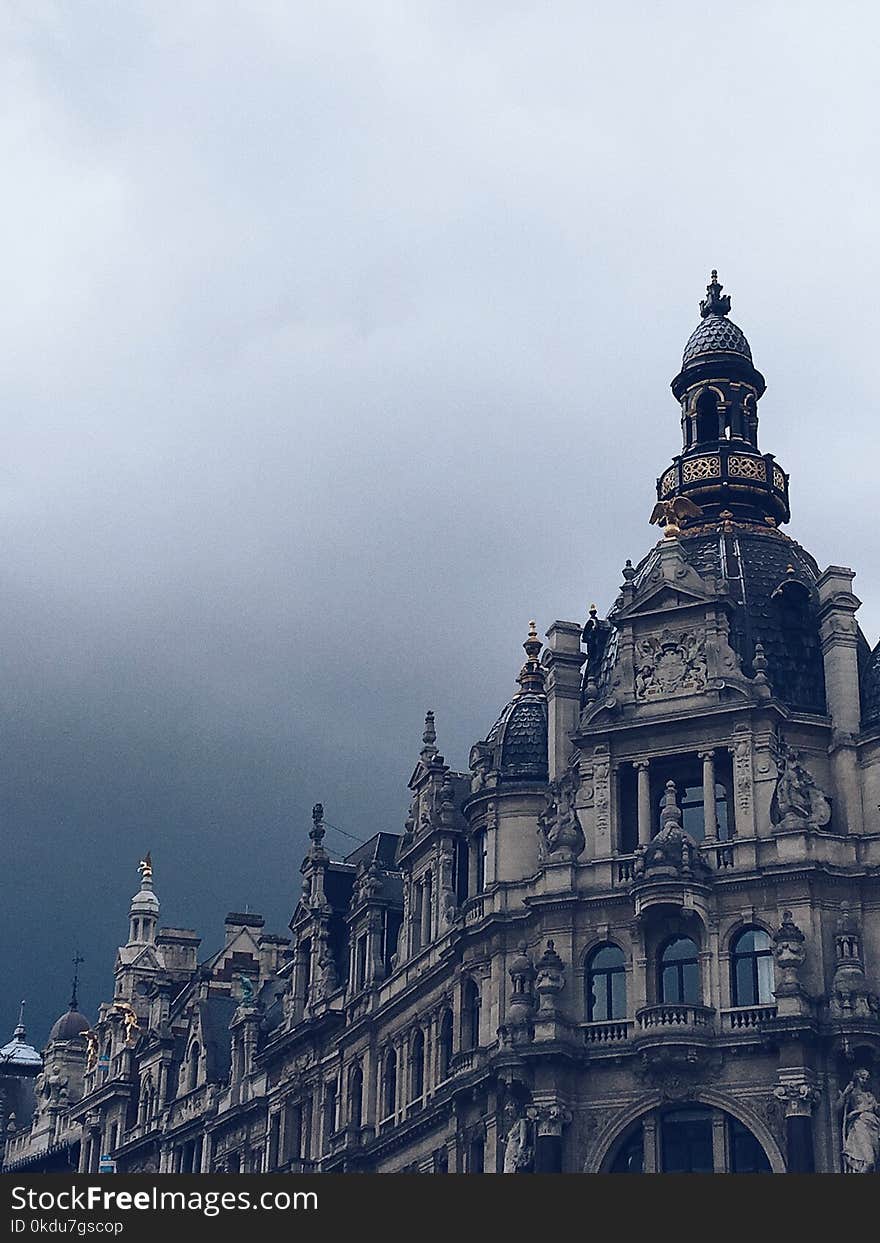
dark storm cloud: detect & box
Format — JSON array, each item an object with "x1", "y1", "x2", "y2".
[{"x1": 2, "y1": 2, "x2": 878, "y2": 1041}]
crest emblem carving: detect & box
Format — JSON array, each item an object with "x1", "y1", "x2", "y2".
[{"x1": 634, "y1": 628, "x2": 707, "y2": 700}]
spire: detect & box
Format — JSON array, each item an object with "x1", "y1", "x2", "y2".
[
  {"x1": 14, "y1": 1000, "x2": 26, "y2": 1041},
  {"x1": 516, "y1": 621, "x2": 545, "y2": 694},
  {"x1": 70, "y1": 954, "x2": 84, "y2": 1011},
  {"x1": 699, "y1": 269, "x2": 731, "y2": 318}
]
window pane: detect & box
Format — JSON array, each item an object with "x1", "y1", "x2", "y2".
[
  {"x1": 661, "y1": 1110, "x2": 713, "y2": 1173},
  {"x1": 610, "y1": 970, "x2": 627, "y2": 1020},
  {"x1": 729, "y1": 1119, "x2": 771, "y2": 1173},
  {"x1": 662, "y1": 964, "x2": 679, "y2": 1003},
  {"x1": 681, "y1": 960, "x2": 700, "y2": 1004},
  {"x1": 589, "y1": 978, "x2": 607, "y2": 1022},
  {"x1": 592, "y1": 945, "x2": 624, "y2": 970},
  {"x1": 611, "y1": 1126, "x2": 643, "y2": 1173},
  {"x1": 663, "y1": 937, "x2": 697, "y2": 962},
  {"x1": 756, "y1": 953, "x2": 775, "y2": 1005},
  {"x1": 735, "y1": 956, "x2": 756, "y2": 1006}
]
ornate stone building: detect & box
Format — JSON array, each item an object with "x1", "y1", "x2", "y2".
[{"x1": 5, "y1": 273, "x2": 880, "y2": 1175}]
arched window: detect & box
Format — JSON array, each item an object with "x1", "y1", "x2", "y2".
[
  {"x1": 695, "y1": 390, "x2": 719, "y2": 443},
  {"x1": 659, "y1": 937, "x2": 701, "y2": 1005},
  {"x1": 187, "y1": 1042, "x2": 200, "y2": 1091},
  {"x1": 586, "y1": 944, "x2": 627, "y2": 1021},
  {"x1": 731, "y1": 928, "x2": 774, "y2": 1006},
  {"x1": 348, "y1": 1064, "x2": 363, "y2": 1129},
  {"x1": 382, "y1": 1049, "x2": 397, "y2": 1120},
  {"x1": 461, "y1": 978, "x2": 480, "y2": 1050},
  {"x1": 438, "y1": 1008, "x2": 454, "y2": 1080},
  {"x1": 409, "y1": 1029, "x2": 425, "y2": 1102}
]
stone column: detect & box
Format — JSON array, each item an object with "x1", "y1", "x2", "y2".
[
  {"x1": 700, "y1": 750, "x2": 717, "y2": 842},
  {"x1": 636, "y1": 761, "x2": 652, "y2": 846},
  {"x1": 773, "y1": 1071, "x2": 820, "y2": 1172},
  {"x1": 817, "y1": 567, "x2": 864, "y2": 833},
  {"x1": 530, "y1": 1104, "x2": 571, "y2": 1173},
  {"x1": 543, "y1": 622, "x2": 586, "y2": 782}
]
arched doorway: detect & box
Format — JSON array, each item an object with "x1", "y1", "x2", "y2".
[{"x1": 604, "y1": 1104, "x2": 773, "y2": 1173}]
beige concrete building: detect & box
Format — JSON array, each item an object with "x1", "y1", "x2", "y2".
[{"x1": 5, "y1": 273, "x2": 880, "y2": 1175}]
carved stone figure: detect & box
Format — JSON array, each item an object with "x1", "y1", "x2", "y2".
[
  {"x1": 839, "y1": 1069, "x2": 880, "y2": 1173},
  {"x1": 770, "y1": 743, "x2": 831, "y2": 829},
  {"x1": 501, "y1": 1102, "x2": 533, "y2": 1173},
  {"x1": 537, "y1": 773, "x2": 585, "y2": 862},
  {"x1": 634, "y1": 628, "x2": 707, "y2": 700}
]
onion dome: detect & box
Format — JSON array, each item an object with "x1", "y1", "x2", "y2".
[
  {"x1": 674, "y1": 271, "x2": 764, "y2": 393},
  {"x1": 681, "y1": 271, "x2": 753, "y2": 366},
  {"x1": 48, "y1": 1006, "x2": 90, "y2": 1043},
  {"x1": 0, "y1": 1003, "x2": 42, "y2": 1073},
  {"x1": 473, "y1": 623, "x2": 549, "y2": 785}
]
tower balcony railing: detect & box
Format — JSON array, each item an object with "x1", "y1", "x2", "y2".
[{"x1": 635, "y1": 1004, "x2": 715, "y2": 1032}]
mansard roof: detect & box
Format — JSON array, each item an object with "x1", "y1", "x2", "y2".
[{"x1": 596, "y1": 525, "x2": 829, "y2": 715}]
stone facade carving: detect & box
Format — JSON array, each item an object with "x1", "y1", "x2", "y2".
[
  {"x1": 634, "y1": 628, "x2": 707, "y2": 700},
  {"x1": 839, "y1": 1069, "x2": 880, "y2": 1173},
  {"x1": 831, "y1": 904, "x2": 878, "y2": 1021},
  {"x1": 770, "y1": 743, "x2": 831, "y2": 829},
  {"x1": 537, "y1": 772, "x2": 585, "y2": 863},
  {"x1": 501, "y1": 1101, "x2": 533, "y2": 1173}
]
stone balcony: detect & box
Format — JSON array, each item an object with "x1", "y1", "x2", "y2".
[{"x1": 634, "y1": 1003, "x2": 716, "y2": 1039}]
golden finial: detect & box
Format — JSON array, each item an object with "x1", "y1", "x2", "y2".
[{"x1": 137, "y1": 852, "x2": 153, "y2": 883}]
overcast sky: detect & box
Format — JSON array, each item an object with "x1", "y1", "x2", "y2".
[{"x1": 2, "y1": 2, "x2": 878, "y2": 1043}]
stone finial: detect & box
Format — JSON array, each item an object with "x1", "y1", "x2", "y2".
[
  {"x1": 659, "y1": 780, "x2": 682, "y2": 832},
  {"x1": 622, "y1": 560, "x2": 636, "y2": 583},
  {"x1": 517, "y1": 622, "x2": 545, "y2": 694},
  {"x1": 772, "y1": 910, "x2": 808, "y2": 1013},
  {"x1": 422, "y1": 710, "x2": 436, "y2": 750},
  {"x1": 310, "y1": 803, "x2": 326, "y2": 847},
  {"x1": 699, "y1": 269, "x2": 732, "y2": 319}
]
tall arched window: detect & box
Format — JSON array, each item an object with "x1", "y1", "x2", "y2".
[
  {"x1": 347, "y1": 1064, "x2": 363, "y2": 1129},
  {"x1": 438, "y1": 1008, "x2": 454, "y2": 1080},
  {"x1": 382, "y1": 1049, "x2": 397, "y2": 1120},
  {"x1": 409, "y1": 1029, "x2": 425, "y2": 1102},
  {"x1": 462, "y1": 978, "x2": 481, "y2": 1050},
  {"x1": 187, "y1": 1042, "x2": 200, "y2": 1091},
  {"x1": 586, "y1": 944, "x2": 627, "y2": 1021},
  {"x1": 731, "y1": 928, "x2": 774, "y2": 1006},
  {"x1": 659, "y1": 937, "x2": 700, "y2": 1005}
]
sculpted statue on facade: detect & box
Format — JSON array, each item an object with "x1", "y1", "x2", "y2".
[
  {"x1": 839, "y1": 1069, "x2": 880, "y2": 1173},
  {"x1": 770, "y1": 743, "x2": 831, "y2": 829},
  {"x1": 537, "y1": 773, "x2": 585, "y2": 863},
  {"x1": 501, "y1": 1101, "x2": 533, "y2": 1173}
]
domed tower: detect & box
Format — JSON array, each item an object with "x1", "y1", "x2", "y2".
[
  {"x1": 662, "y1": 270, "x2": 788, "y2": 527},
  {"x1": 465, "y1": 623, "x2": 551, "y2": 884},
  {"x1": 127, "y1": 853, "x2": 159, "y2": 947},
  {"x1": 652, "y1": 272, "x2": 826, "y2": 714}
]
